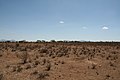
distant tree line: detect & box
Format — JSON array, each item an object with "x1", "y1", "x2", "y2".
[{"x1": 0, "y1": 39, "x2": 119, "y2": 43}]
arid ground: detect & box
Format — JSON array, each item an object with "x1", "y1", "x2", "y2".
[{"x1": 0, "y1": 42, "x2": 120, "y2": 80}]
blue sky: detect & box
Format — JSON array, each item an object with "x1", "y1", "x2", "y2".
[{"x1": 0, "y1": 0, "x2": 120, "y2": 41}]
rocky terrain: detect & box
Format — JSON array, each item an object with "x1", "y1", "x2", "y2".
[{"x1": 0, "y1": 42, "x2": 120, "y2": 80}]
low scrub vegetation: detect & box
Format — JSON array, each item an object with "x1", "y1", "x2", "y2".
[{"x1": 0, "y1": 42, "x2": 120, "y2": 80}]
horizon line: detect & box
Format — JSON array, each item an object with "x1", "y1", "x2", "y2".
[{"x1": 0, "y1": 39, "x2": 120, "y2": 42}]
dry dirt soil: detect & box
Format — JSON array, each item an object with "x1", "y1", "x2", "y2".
[{"x1": 0, "y1": 42, "x2": 120, "y2": 80}]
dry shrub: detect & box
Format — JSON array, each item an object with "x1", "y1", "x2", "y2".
[
  {"x1": 58, "y1": 60, "x2": 65, "y2": 64},
  {"x1": 38, "y1": 72, "x2": 49, "y2": 80},
  {"x1": 23, "y1": 64, "x2": 31, "y2": 69},
  {"x1": 39, "y1": 48, "x2": 48, "y2": 53},
  {"x1": 19, "y1": 47, "x2": 27, "y2": 51},
  {"x1": 30, "y1": 71, "x2": 49, "y2": 80},
  {"x1": 0, "y1": 72, "x2": 4, "y2": 80},
  {"x1": 57, "y1": 52, "x2": 64, "y2": 57},
  {"x1": 88, "y1": 63, "x2": 97, "y2": 69},
  {"x1": 16, "y1": 51, "x2": 28, "y2": 64},
  {"x1": 44, "y1": 63, "x2": 51, "y2": 71},
  {"x1": 9, "y1": 65, "x2": 22, "y2": 72},
  {"x1": 34, "y1": 60, "x2": 40, "y2": 66},
  {"x1": 41, "y1": 58, "x2": 47, "y2": 65}
]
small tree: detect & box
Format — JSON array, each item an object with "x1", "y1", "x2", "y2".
[
  {"x1": 50, "y1": 40, "x2": 56, "y2": 43},
  {"x1": 36, "y1": 40, "x2": 41, "y2": 43},
  {"x1": 19, "y1": 40, "x2": 26, "y2": 43},
  {"x1": 41, "y1": 40, "x2": 46, "y2": 43}
]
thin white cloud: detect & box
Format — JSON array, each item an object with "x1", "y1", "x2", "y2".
[
  {"x1": 102, "y1": 26, "x2": 109, "y2": 30},
  {"x1": 82, "y1": 27, "x2": 87, "y2": 29},
  {"x1": 59, "y1": 21, "x2": 64, "y2": 24}
]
